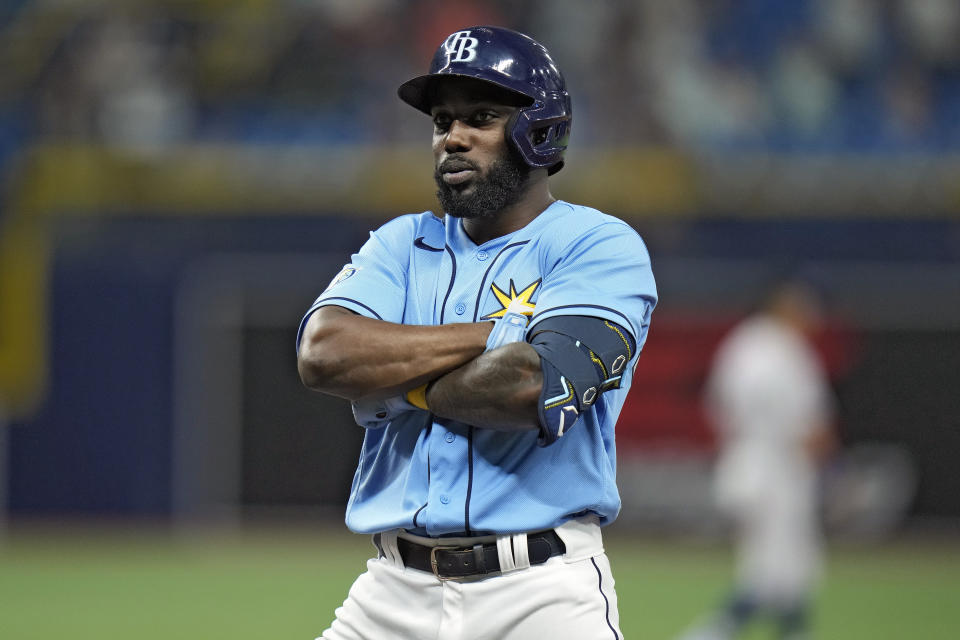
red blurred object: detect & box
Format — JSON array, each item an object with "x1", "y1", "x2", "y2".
[{"x1": 619, "y1": 312, "x2": 859, "y2": 454}]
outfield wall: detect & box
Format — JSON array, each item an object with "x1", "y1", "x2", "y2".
[{"x1": 3, "y1": 212, "x2": 957, "y2": 531}]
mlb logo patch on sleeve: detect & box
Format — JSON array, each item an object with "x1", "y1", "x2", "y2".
[{"x1": 324, "y1": 265, "x2": 360, "y2": 292}]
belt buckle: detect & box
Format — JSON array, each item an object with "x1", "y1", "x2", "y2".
[{"x1": 429, "y1": 544, "x2": 461, "y2": 581}]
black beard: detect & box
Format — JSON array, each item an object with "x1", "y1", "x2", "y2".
[{"x1": 434, "y1": 149, "x2": 531, "y2": 219}]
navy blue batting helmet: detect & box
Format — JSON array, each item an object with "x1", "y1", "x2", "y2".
[{"x1": 398, "y1": 26, "x2": 572, "y2": 175}]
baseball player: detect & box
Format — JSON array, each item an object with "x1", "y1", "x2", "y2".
[
  {"x1": 297, "y1": 26, "x2": 657, "y2": 640},
  {"x1": 679, "y1": 280, "x2": 836, "y2": 640}
]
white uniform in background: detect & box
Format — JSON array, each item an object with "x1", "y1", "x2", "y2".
[{"x1": 706, "y1": 315, "x2": 834, "y2": 605}]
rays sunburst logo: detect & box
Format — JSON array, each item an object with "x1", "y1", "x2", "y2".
[{"x1": 481, "y1": 278, "x2": 541, "y2": 320}]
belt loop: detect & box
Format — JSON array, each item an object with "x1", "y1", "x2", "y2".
[
  {"x1": 511, "y1": 532, "x2": 531, "y2": 570},
  {"x1": 472, "y1": 543, "x2": 486, "y2": 574},
  {"x1": 380, "y1": 530, "x2": 404, "y2": 569},
  {"x1": 496, "y1": 535, "x2": 517, "y2": 573}
]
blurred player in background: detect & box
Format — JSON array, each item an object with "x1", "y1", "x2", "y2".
[
  {"x1": 680, "y1": 279, "x2": 837, "y2": 640},
  {"x1": 297, "y1": 26, "x2": 656, "y2": 640}
]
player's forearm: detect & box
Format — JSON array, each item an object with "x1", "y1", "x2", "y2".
[
  {"x1": 298, "y1": 305, "x2": 492, "y2": 399},
  {"x1": 426, "y1": 342, "x2": 542, "y2": 431}
]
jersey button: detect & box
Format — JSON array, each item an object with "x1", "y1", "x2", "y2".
[
  {"x1": 445, "y1": 432, "x2": 456, "y2": 443},
  {"x1": 476, "y1": 250, "x2": 488, "y2": 261},
  {"x1": 439, "y1": 494, "x2": 450, "y2": 505},
  {"x1": 454, "y1": 303, "x2": 466, "y2": 315}
]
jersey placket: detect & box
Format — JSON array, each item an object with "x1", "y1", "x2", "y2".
[
  {"x1": 422, "y1": 232, "x2": 505, "y2": 534},
  {"x1": 423, "y1": 421, "x2": 472, "y2": 534}
]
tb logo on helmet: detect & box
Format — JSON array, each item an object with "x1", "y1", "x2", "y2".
[{"x1": 443, "y1": 30, "x2": 479, "y2": 62}]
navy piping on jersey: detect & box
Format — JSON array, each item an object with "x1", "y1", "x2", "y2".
[
  {"x1": 465, "y1": 426, "x2": 475, "y2": 535},
  {"x1": 414, "y1": 237, "x2": 444, "y2": 252},
  {"x1": 318, "y1": 297, "x2": 383, "y2": 321},
  {"x1": 412, "y1": 503, "x2": 427, "y2": 528},
  {"x1": 425, "y1": 422, "x2": 432, "y2": 483},
  {"x1": 439, "y1": 246, "x2": 457, "y2": 324},
  {"x1": 531, "y1": 304, "x2": 637, "y2": 337},
  {"x1": 414, "y1": 428, "x2": 432, "y2": 529},
  {"x1": 591, "y1": 557, "x2": 620, "y2": 640},
  {"x1": 471, "y1": 241, "x2": 530, "y2": 321}
]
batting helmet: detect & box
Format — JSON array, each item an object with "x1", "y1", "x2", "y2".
[{"x1": 398, "y1": 26, "x2": 572, "y2": 175}]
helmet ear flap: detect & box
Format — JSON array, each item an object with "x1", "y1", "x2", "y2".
[
  {"x1": 508, "y1": 103, "x2": 570, "y2": 175},
  {"x1": 506, "y1": 107, "x2": 543, "y2": 171},
  {"x1": 544, "y1": 119, "x2": 570, "y2": 175},
  {"x1": 505, "y1": 107, "x2": 524, "y2": 148}
]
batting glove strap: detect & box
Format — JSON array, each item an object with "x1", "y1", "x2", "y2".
[
  {"x1": 351, "y1": 393, "x2": 421, "y2": 429},
  {"x1": 485, "y1": 311, "x2": 529, "y2": 351}
]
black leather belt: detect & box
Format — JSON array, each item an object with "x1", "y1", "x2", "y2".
[{"x1": 383, "y1": 530, "x2": 566, "y2": 580}]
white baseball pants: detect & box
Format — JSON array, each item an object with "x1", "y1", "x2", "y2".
[{"x1": 317, "y1": 518, "x2": 623, "y2": 640}]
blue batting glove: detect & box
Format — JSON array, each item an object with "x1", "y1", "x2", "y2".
[{"x1": 486, "y1": 310, "x2": 530, "y2": 351}]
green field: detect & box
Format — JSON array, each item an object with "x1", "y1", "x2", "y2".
[{"x1": 1, "y1": 523, "x2": 958, "y2": 639}]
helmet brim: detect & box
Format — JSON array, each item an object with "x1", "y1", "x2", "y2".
[{"x1": 398, "y1": 73, "x2": 533, "y2": 115}]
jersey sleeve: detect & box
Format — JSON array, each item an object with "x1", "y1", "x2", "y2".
[
  {"x1": 529, "y1": 221, "x2": 657, "y2": 354},
  {"x1": 296, "y1": 215, "x2": 416, "y2": 352}
]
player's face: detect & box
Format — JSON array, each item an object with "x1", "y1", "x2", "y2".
[{"x1": 430, "y1": 78, "x2": 531, "y2": 219}]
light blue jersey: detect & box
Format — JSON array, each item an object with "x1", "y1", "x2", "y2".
[{"x1": 298, "y1": 201, "x2": 657, "y2": 535}]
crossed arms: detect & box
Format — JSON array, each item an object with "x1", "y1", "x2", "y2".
[{"x1": 297, "y1": 305, "x2": 542, "y2": 431}]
